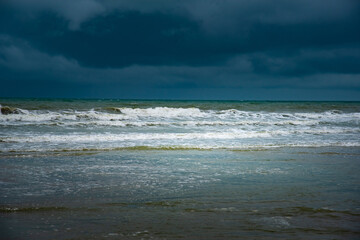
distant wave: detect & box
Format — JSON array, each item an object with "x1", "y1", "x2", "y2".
[{"x1": 1, "y1": 107, "x2": 359, "y2": 126}]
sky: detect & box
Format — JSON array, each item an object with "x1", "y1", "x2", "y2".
[{"x1": 0, "y1": 0, "x2": 359, "y2": 100}]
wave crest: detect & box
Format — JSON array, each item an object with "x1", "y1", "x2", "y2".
[{"x1": 0, "y1": 106, "x2": 359, "y2": 126}]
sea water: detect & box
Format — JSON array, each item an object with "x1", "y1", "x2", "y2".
[{"x1": 0, "y1": 99, "x2": 359, "y2": 239}]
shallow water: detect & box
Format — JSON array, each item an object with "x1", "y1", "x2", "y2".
[
  {"x1": 0, "y1": 99, "x2": 359, "y2": 239},
  {"x1": 1, "y1": 148, "x2": 359, "y2": 239}
]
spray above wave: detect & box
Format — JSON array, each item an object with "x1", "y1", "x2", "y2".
[{"x1": 118, "y1": 107, "x2": 206, "y2": 118}]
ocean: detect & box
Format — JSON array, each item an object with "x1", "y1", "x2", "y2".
[{"x1": 0, "y1": 99, "x2": 359, "y2": 239}]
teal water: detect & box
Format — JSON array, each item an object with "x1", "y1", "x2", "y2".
[{"x1": 0, "y1": 99, "x2": 359, "y2": 239}]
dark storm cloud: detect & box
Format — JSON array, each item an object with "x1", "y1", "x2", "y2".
[
  {"x1": 0, "y1": 0, "x2": 359, "y2": 99},
  {"x1": 2, "y1": 0, "x2": 359, "y2": 69}
]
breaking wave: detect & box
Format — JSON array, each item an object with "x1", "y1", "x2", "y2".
[
  {"x1": 1, "y1": 104, "x2": 359, "y2": 154},
  {"x1": 0, "y1": 107, "x2": 359, "y2": 127}
]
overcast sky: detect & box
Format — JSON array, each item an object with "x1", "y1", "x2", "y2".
[{"x1": 0, "y1": 0, "x2": 359, "y2": 100}]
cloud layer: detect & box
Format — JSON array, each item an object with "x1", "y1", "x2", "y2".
[{"x1": 0, "y1": 0, "x2": 359, "y2": 99}]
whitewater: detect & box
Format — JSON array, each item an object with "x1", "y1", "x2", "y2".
[{"x1": 0, "y1": 99, "x2": 359, "y2": 154}]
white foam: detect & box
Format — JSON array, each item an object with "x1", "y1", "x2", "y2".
[
  {"x1": 0, "y1": 131, "x2": 273, "y2": 143},
  {"x1": 118, "y1": 107, "x2": 206, "y2": 118},
  {"x1": 1, "y1": 107, "x2": 358, "y2": 127},
  {"x1": 1, "y1": 106, "x2": 359, "y2": 153}
]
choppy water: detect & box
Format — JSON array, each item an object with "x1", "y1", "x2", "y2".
[
  {"x1": 0, "y1": 99, "x2": 359, "y2": 239},
  {"x1": 1, "y1": 99, "x2": 359, "y2": 154}
]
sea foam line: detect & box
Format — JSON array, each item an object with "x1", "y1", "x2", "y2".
[
  {"x1": 1, "y1": 142, "x2": 360, "y2": 154},
  {"x1": 0, "y1": 127, "x2": 358, "y2": 143}
]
